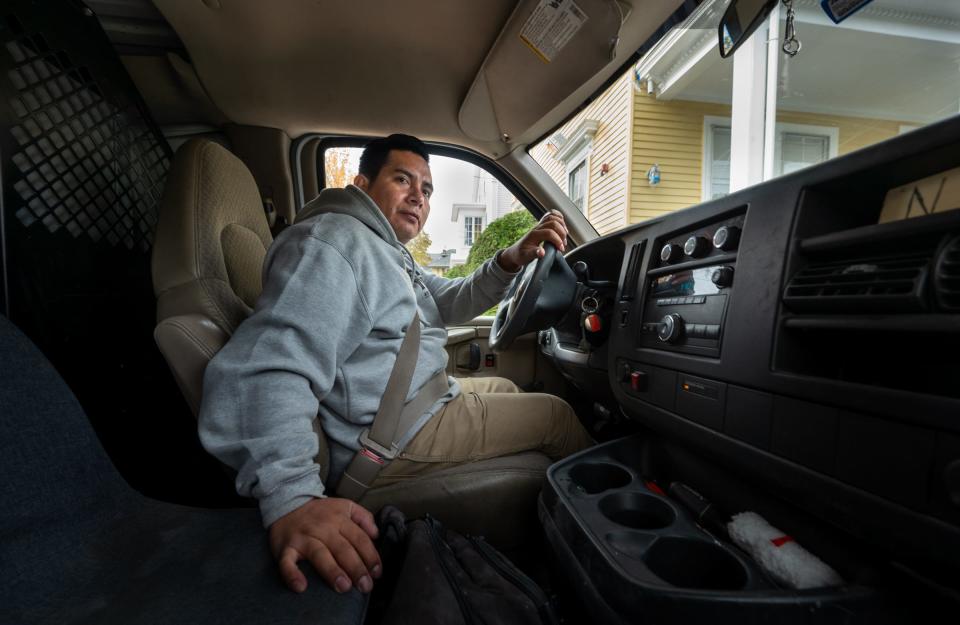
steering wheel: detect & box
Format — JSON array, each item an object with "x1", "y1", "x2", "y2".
[{"x1": 488, "y1": 243, "x2": 577, "y2": 353}]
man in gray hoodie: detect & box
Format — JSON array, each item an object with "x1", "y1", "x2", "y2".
[{"x1": 199, "y1": 134, "x2": 592, "y2": 597}]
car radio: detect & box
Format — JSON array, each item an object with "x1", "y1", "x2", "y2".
[
  {"x1": 637, "y1": 215, "x2": 744, "y2": 357},
  {"x1": 638, "y1": 264, "x2": 732, "y2": 356}
]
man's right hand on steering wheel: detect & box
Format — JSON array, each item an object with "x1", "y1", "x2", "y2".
[{"x1": 496, "y1": 210, "x2": 568, "y2": 273}]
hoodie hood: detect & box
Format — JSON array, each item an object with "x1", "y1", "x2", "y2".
[{"x1": 296, "y1": 185, "x2": 399, "y2": 246}]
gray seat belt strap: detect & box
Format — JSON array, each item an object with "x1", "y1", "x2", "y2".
[
  {"x1": 337, "y1": 312, "x2": 449, "y2": 501},
  {"x1": 368, "y1": 312, "x2": 422, "y2": 446}
]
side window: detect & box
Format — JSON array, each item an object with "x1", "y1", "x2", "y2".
[{"x1": 317, "y1": 145, "x2": 535, "y2": 280}]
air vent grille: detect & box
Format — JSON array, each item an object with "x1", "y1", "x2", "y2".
[
  {"x1": 620, "y1": 241, "x2": 645, "y2": 301},
  {"x1": 935, "y1": 235, "x2": 960, "y2": 311},
  {"x1": 784, "y1": 253, "x2": 929, "y2": 313}
]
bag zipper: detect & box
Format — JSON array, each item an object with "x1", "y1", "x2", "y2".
[
  {"x1": 425, "y1": 516, "x2": 476, "y2": 625},
  {"x1": 468, "y1": 535, "x2": 560, "y2": 625}
]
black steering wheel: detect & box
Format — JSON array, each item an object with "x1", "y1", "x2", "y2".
[{"x1": 488, "y1": 243, "x2": 577, "y2": 352}]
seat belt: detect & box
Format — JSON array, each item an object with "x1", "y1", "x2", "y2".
[{"x1": 337, "y1": 311, "x2": 449, "y2": 501}]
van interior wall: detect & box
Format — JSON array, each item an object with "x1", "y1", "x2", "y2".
[{"x1": 0, "y1": 0, "x2": 239, "y2": 506}]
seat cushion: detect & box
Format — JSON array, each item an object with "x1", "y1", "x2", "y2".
[
  {"x1": 1, "y1": 315, "x2": 365, "y2": 625},
  {"x1": 14, "y1": 500, "x2": 367, "y2": 625}
]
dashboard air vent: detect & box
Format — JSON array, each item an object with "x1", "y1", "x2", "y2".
[
  {"x1": 935, "y1": 235, "x2": 960, "y2": 311},
  {"x1": 619, "y1": 241, "x2": 646, "y2": 301},
  {"x1": 784, "y1": 252, "x2": 929, "y2": 313}
]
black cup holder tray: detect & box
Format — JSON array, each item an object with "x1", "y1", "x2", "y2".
[{"x1": 539, "y1": 436, "x2": 879, "y2": 623}]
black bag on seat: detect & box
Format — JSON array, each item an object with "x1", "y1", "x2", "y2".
[{"x1": 376, "y1": 507, "x2": 559, "y2": 625}]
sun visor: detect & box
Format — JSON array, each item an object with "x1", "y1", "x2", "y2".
[{"x1": 459, "y1": 0, "x2": 626, "y2": 144}]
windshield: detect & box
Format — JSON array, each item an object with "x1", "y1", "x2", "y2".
[{"x1": 530, "y1": 0, "x2": 960, "y2": 235}]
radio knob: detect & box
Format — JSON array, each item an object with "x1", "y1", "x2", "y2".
[
  {"x1": 660, "y1": 243, "x2": 683, "y2": 264},
  {"x1": 711, "y1": 265, "x2": 734, "y2": 288},
  {"x1": 657, "y1": 313, "x2": 684, "y2": 343},
  {"x1": 684, "y1": 235, "x2": 710, "y2": 258},
  {"x1": 713, "y1": 226, "x2": 741, "y2": 251}
]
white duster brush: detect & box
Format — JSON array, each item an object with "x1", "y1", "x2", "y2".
[{"x1": 727, "y1": 511, "x2": 844, "y2": 589}]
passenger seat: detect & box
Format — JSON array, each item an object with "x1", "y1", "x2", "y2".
[{"x1": 151, "y1": 139, "x2": 550, "y2": 546}]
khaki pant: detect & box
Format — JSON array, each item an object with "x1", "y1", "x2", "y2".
[{"x1": 370, "y1": 377, "x2": 594, "y2": 487}]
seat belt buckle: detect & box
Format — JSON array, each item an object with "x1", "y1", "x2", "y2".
[{"x1": 358, "y1": 428, "x2": 399, "y2": 463}]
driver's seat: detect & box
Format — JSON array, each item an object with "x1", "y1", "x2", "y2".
[{"x1": 151, "y1": 138, "x2": 550, "y2": 546}]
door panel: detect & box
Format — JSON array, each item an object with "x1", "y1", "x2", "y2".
[
  {"x1": 445, "y1": 316, "x2": 536, "y2": 387},
  {"x1": 445, "y1": 317, "x2": 569, "y2": 396}
]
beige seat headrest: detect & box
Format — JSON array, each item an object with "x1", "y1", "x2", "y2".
[{"x1": 152, "y1": 139, "x2": 273, "y2": 333}]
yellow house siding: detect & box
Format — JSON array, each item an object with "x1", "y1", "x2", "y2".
[
  {"x1": 629, "y1": 94, "x2": 730, "y2": 224},
  {"x1": 628, "y1": 93, "x2": 904, "y2": 225},
  {"x1": 530, "y1": 73, "x2": 633, "y2": 235},
  {"x1": 533, "y1": 79, "x2": 906, "y2": 232}
]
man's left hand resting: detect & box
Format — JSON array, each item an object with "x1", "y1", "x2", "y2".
[{"x1": 268, "y1": 497, "x2": 382, "y2": 594}]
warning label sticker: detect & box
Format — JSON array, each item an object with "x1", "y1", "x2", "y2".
[{"x1": 519, "y1": 0, "x2": 588, "y2": 64}]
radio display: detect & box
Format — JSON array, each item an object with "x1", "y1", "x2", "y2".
[{"x1": 650, "y1": 268, "x2": 721, "y2": 297}]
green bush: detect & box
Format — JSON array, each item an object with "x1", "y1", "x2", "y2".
[
  {"x1": 444, "y1": 263, "x2": 471, "y2": 279},
  {"x1": 444, "y1": 210, "x2": 535, "y2": 315},
  {"x1": 451, "y1": 210, "x2": 536, "y2": 276}
]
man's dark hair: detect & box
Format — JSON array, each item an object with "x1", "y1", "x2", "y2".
[{"x1": 358, "y1": 134, "x2": 430, "y2": 182}]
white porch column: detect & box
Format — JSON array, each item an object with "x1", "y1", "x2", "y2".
[
  {"x1": 763, "y1": 5, "x2": 781, "y2": 181},
  {"x1": 729, "y1": 23, "x2": 769, "y2": 193}
]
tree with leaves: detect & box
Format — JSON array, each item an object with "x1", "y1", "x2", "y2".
[
  {"x1": 324, "y1": 147, "x2": 355, "y2": 188},
  {"x1": 406, "y1": 231, "x2": 432, "y2": 266}
]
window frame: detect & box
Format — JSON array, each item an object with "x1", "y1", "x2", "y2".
[
  {"x1": 291, "y1": 135, "x2": 552, "y2": 223},
  {"x1": 565, "y1": 147, "x2": 590, "y2": 213},
  {"x1": 702, "y1": 115, "x2": 732, "y2": 202},
  {"x1": 772, "y1": 122, "x2": 839, "y2": 176},
  {"x1": 703, "y1": 116, "x2": 840, "y2": 201},
  {"x1": 553, "y1": 119, "x2": 599, "y2": 216},
  {"x1": 463, "y1": 214, "x2": 484, "y2": 247}
]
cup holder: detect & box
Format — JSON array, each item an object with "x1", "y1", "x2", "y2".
[
  {"x1": 568, "y1": 462, "x2": 632, "y2": 495},
  {"x1": 644, "y1": 537, "x2": 748, "y2": 590},
  {"x1": 605, "y1": 531, "x2": 656, "y2": 560},
  {"x1": 599, "y1": 492, "x2": 675, "y2": 530}
]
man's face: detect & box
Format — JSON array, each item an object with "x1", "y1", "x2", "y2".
[{"x1": 354, "y1": 149, "x2": 432, "y2": 244}]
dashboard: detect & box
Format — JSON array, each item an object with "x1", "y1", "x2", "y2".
[{"x1": 540, "y1": 114, "x2": 960, "y2": 599}]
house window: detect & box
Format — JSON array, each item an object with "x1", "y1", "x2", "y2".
[
  {"x1": 777, "y1": 132, "x2": 830, "y2": 175},
  {"x1": 568, "y1": 160, "x2": 587, "y2": 211},
  {"x1": 464, "y1": 215, "x2": 483, "y2": 246},
  {"x1": 703, "y1": 117, "x2": 838, "y2": 200},
  {"x1": 708, "y1": 125, "x2": 731, "y2": 201},
  {"x1": 554, "y1": 118, "x2": 599, "y2": 214}
]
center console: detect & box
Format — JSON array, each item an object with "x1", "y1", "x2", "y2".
[
  {"x1": 539, "y1": 436, "x2": 885, "y2": 625},
  {"x1": 539, "y1": 117, "x2": 960, "y2": 623}
]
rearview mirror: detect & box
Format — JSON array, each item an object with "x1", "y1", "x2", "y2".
[{"x1": 718, "y1": 0, "x2": 778, "y2": 58}]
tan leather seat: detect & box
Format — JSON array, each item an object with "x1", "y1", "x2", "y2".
[{"x1": 151, "y1": 138, "x2": 550, "y2": 546}]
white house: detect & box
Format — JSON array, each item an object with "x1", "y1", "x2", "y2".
[{"x1": 449, "y1": 165, "x2": 517, "y2": 264}]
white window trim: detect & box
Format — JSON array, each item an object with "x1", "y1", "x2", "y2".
[
  {"x1": 463, "y1": 213, "x2": 484, "y2": 247},
  {"x1": 565, "y1": 145, "x2": 592, "y2": 214},
  {"x1": 702, "y1": 115, "x2": 732, "y2": 202},
  {"x1": 703, "y1": 116, "x2": 840, "y2": 200},
  {"x1": 554, "y1": 119, "x2": 599, "y2": 162},
  {"x1": 772, "y1": 122, "x2": 839, "y2": 176},
  {"x1": 555, "y1": 119, "x2": 599, "y2": 215}
]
